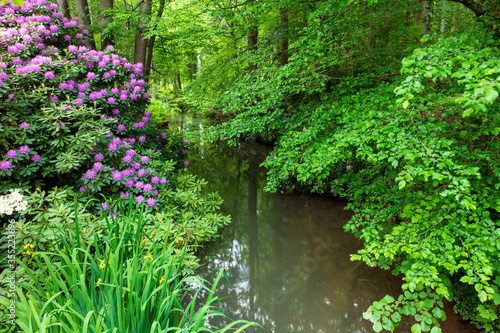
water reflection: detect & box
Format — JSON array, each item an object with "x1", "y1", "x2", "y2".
[{"x1": 174, "y1": 113, "x2": 476, "y2": 333}]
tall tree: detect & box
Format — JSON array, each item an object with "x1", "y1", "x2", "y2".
[
  {"x1": 440, "y1": 0, "x2": 446, "y2": 32},
  {"x1": 144, "y1": 0, "x2": 167, "y2": 80},
  {"x1": 421, "y1": 0, "x2": 432, "y2": 45},
  {"x1": 247, "y1": 1, "x2": 258, "y2": 72},
  {"x1": 279, "y1": 9, "x2": 289, "y2": 66},
  {"x1": 134, "y1": 0, "x2": 152, "y2": 65},
  {"x1": 76, "y1": 0, "x2": 96, "y2": 49},
  {"x1": 57, "y1": 0, "x2": 70, "y2": 19},
  {"x1": 100, "y1": 0, "x2": 113, "y2": 50},
  {"x1": 450, "y1": 3, "x2": 457, "y2": 31}
]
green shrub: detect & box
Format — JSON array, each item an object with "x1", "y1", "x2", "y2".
[
  {"x1": 450, "y1": 273, "x2": 500, "y2": 331},
  {"x1": 0, "y1": 171, "x2": 231, "y2": 285},
  {"x1": 147, "y1": 97, "x2": 183, "y2": 125},
  {"x1": 211, "y1": 27, "x2": 500, "y2": 332},
  {"x1": 0, "y1": 0, "x2": 188, "y2": 210},
  {"x1": 0, "y1": 200, "x2": 255, "y2": 333}
]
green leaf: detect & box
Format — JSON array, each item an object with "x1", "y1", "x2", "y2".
[
  {"x1": 479, "y1": 290, "x2": 487, "y2": 302},
  {"x1": 420, "y1": 34, "x2": 430, "y2": 43},
  {"x1": 485, "y1": 68, "x2": 496, "y2": 75},
  {"x1": 373, "y1": 322, "x2": 383, "y2": 332},
  {"x1": 432, "y1": 307, "x2": 443, "y2": 319},
  {"x1": 411, "y1": 323, "x2": 422, "y2": 333},
  {"x1": 423, "y1": 298, "x2": 434, "y2": 310},
  {"x1": 493, "y1": 291, "x2": 500, "y2": 305},
  {"x1": 391, "y1": 311, "x2": 402, "y2": 322},
  {"x1": 403, "y1": 100, "x2": 410, "y2": 109},
  {"x1": 463, "y1": 108, "x2": 474, "y2": 117},
  {"x1": 461, "y1": 276, "x2": 471, "y2": 284},
  {"x1": 384, "y1": 295, "x2": 395, "y2": 303}
]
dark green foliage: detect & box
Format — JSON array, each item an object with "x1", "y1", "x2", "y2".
[
  {"x1": 51, "y1": 0, "x2": 499, "y2": 330},
  {"x1": 206, "y1": 6, "x2": 499, "y2": 333},
  {"x1": 451, "y1": 273, "x2": 500, "y2": 331}
]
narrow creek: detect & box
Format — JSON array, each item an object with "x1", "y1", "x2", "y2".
[{"x1": 173, "y1": 113, "x2": 477, "y2": 333}]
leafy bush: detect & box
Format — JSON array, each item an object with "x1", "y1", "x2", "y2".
[
  {"x1": 0, "y1": 170, "x2": 231, "y2": 285},
  {"x1": 147, "y1": 90, "x2": 183, "y2": 126},
  {"x1": 0, "y1": 200, "x2": 255, "y2": 332},
  {"x1": 152, "y1": 173, "x2": 231, "y2": 249},
  {"x1": 0, "y1": 0, "x2": 189, "y2": 209},
  {"x1": 450, "y1": 273, "x2": 500, "y2": 331},
  {"x1": 211, "y1": 27, "x2": 500, "y2": 332}
]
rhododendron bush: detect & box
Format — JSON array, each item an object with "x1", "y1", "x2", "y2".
[{"x1": 0, "y1": 0, "x2": 186, "y2": 209}]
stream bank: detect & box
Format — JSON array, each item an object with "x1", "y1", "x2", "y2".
[{"x1": 173, "y1": 113, "x2": 478, "y2": 333}]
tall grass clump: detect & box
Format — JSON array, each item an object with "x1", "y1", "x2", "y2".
[{"x1": 1, "y1": 199, "x2": 255, "y2": 332}]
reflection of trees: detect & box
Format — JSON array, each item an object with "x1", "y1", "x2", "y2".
[
  {"x1": 177, "y1": 115, "x2": 414, "y2": 332},
  {"x1": 248, "y1": 156, "x2": 259, "y2": 311},
  {"x1": 179, "y1": 111, "x2": 186, "y2": 130}
]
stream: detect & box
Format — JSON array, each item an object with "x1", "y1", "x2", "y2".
[{"x1": 173, "y1": 113, "x2": 477, "y2": 333}]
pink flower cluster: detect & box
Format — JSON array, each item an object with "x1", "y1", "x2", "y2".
[{"x1": 0, "y1": 0, "x2": 189, "y2": 210}]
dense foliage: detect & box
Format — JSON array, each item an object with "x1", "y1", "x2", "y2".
[
  {"x1": 0, "y1": 0, "x2": 191, "y2": 210},
  {"x1": 1, "y1": 201, "x2": 254, "y2": 332},
  {"x1": 210, "y1": 19, "x2": 499, "y2": 333},
  {"x1": 142, "y1": 0, "x2": 498, "y2": 331},
  {"x1": 0, "y1": 1, "x2": 250, "y2": 332},
  {"x1": 2, "y1": 0, "x2": 500, "y2": 331}
]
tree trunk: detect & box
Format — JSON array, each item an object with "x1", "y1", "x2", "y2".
[
  {"x1": 421, "y1": 0, "x2": 432, "y2": 46},
  {"x1": 57, "y1": 0, "x2": 70, "y2": 19},
  {"x1": 100, "y1": 0, "x2": 113, "y2": 50},
  {"x1": 143, "y1": 36, "x2": 155, "y2": 79},
  {"x1": 176, "y1": 71, "x2": 182, "y2": 91},
  {"x1": 75, "y1": 0, "x2": 96, "y2": 49},
  {"x1": 247, "y1": 26, "x2": 258, "y2": 51},
  {"x1": 172, "y1": 75, "x2": 178, "y2": 94},
  {"x1": 279, "y1": 9, "x2": 289, "y2": 66},
  {"x1": 414, "y1": 0, "x2": 422, "y2": 27},
  {"x1": 247, "y1": 26, "x2": 258, "y2": 72},
  {"x1": 134, "y1": 0, "x2": 152, "y2": 66},
  {"x1": 134, "y1": 33, "x2": 148, "y2": 66},
  {"x1": 440, "y1": 0, "x2": 446, "y2": 32},
  {"x1": 450, "y1": 4, "x2": 457, "y2": 31},
  {"x1": 144, "y1": 0, "x2": 166, "y2": 80},
  {"x1": 247, "y1": 1, "x2": 258, "y2": 72},
  {"x1": 191, "y1": 62, "x2": 197, "y2": 80}
]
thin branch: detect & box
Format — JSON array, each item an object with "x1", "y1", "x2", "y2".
[
  {"x1": 317, "y1": 73, "x2": 343, "y2": 80},
  {"x1": 366, "y1": 73, "x2": 400, "y2": 78},
  {"x1": 131, "y1": 0, "x2": 145, "y2": 12},
  {"x1": 151, "y1": 66, "x2": 165, "y2": 76}
]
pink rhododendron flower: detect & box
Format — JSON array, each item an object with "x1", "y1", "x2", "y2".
[
  {"x1": 19, "y1": 146, "x2": 30, "y2": 155},
  {"x1": 7, "y1": 150, "x2": 18, "y2": 159}
]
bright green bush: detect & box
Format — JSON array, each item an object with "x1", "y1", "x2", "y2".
[
  {"x1": 147, "y1": 93, "x2": 183, "y2": 126},
  {"x1": 152, "y1": 173, "x2": 231, "y2": 250},
  {"x1": 0, "y1": 168, "x2": 231, "y2": 285},
  {"x1": 211, "y1": 26, "x2": 500, "y2": 332},
  {"x1": 0, "y1": 200, "x2": 255, "y2": 333}
]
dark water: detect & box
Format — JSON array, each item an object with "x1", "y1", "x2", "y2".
[{"x1": 174, "y1": 114, "x2": 477, "y2": 333}]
